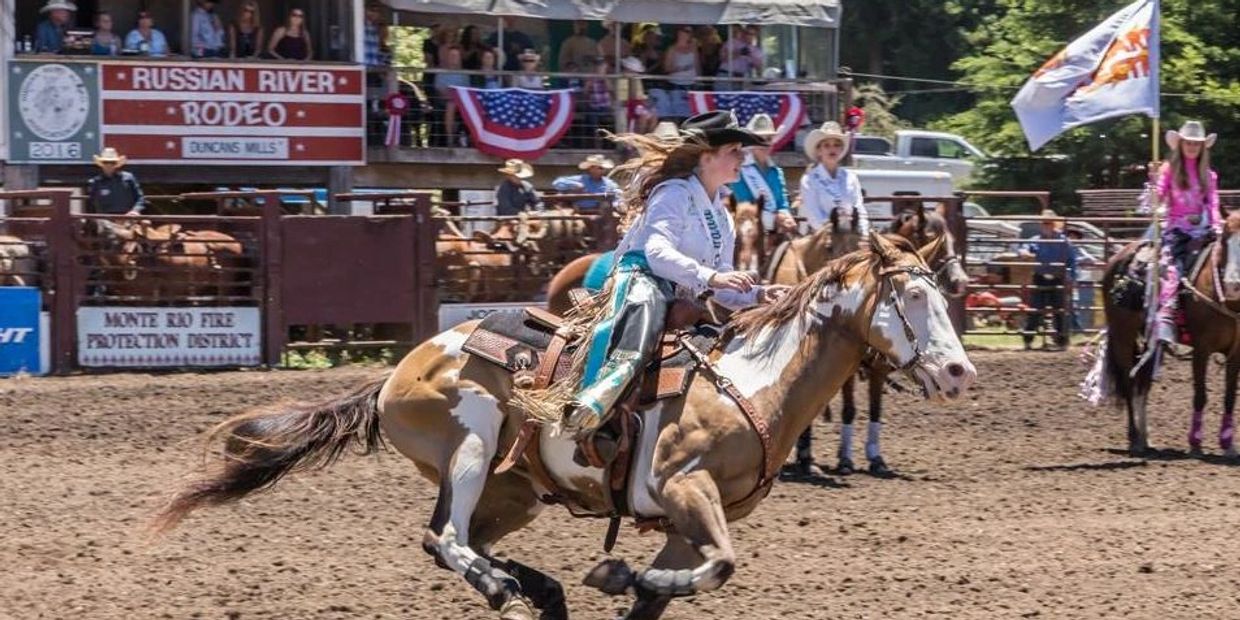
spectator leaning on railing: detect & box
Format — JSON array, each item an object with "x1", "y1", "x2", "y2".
[
  {"x1": 35, "y1": 1, "x2": 76, "y2": 54},
  {"x1": 229, "y1": 1, "x2": 264, "y2": 59},
  {"x1": 513, "y1": 50, "x2": 545, "y2": 89},
  {"x1": 471, "y1": 49, "x2": 504, "y2": 89},
  {"x1": 553, "y1": 155, "x2": 621, "y2": 211},
  {"x1": 487, "y1": 16, "x2": 534, "y2": 71},
  {"x1": 559, "y1": 20, "x2": 600, "y2": 75},
  {"x1": 91, "y1": 11, "x2": 119, "y2": 56},
  {"x1": 363, "y1": 2, "x2": 390, "y2": 67},
  {"x1": 269, "y1": 8, "x2": 312, "y2": 60}
]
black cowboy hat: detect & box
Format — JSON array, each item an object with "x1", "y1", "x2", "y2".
[{"x1": 678, "y1": 110, "x2": 769, "y2": 148}]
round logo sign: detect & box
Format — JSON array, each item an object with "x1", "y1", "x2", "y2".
[{"x1": 17, "y1": 64, "x2": 91, "y2": 142}]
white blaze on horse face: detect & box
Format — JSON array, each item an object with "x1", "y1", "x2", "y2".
[
  {"x1": 1225, "y1": 235, "x2": 1240, "y2": 298},
  {"x1": 872, "y1": 275, "x2": 974, "y2": 400}
]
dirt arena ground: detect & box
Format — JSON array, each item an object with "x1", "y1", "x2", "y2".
[{"x1": 2, "y1": 350, "x2": 1239, "y2": 620}]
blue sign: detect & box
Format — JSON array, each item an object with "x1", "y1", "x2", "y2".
[{"x1": 0, "y1": 287, "x2": 41, "y2": 375}]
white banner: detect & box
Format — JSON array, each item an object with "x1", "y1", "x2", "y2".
[
  {"x1": 439, "y1": 302, "x2": 529, "y2": 332},
  {"x1": 182, "y1": 136, "x2": 289, "y2": 159},
  {"x1": 77, "y1": 307, "x2": 261, "y2": 367}
]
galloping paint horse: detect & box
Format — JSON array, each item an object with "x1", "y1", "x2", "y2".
[
  {"x1": 155, "y1": 232, "x2": 976, "y2": 620},
  {"x1": 1100, "y1": 209, "x2": 1240, "y2": 457},
  {"x1": 770, "y1": 207, "x2": 970, "y2": 475}
]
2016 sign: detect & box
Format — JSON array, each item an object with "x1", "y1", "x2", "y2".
[{"x1": 6, "y1": 61, "x2": 99, "y2": 164}]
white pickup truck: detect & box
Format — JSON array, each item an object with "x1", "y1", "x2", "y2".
[{"x1": 848, "y1": 130, "x2": 986, "y2": 184}]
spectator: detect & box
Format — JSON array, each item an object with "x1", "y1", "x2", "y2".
[
  {"x1": 552, "y1": 155, "x2": 621, "y2": 211},
  {"x1": 86, "y1": 148, "x2": 145, "y2": 216},
  {"x1": 191, "y1": 0, "x2": 226, "y2": 58},
  {"x1": 559, "y1": 21, "x2": 599, "y2": 75},
  {"x1": 125, "y1": 11, "x2": 170, "y2": 57},
  {"x1": 512, "y1": 50, "x2": 545, "y2": 89},
  {"x1": 362, "y1": 2, "x2": 389, "y2": 67},
  {"x1": 91, "y1": 11, "x2": 119, "y2": 56},
  {"x1": 581, "y1": 56, "x2": 614, "y2": 147},
  {"x1": 729, "y1": 113, "x2": 795, "y2": 234},
  {"x1": 495, "y1": 159, "x2": 543, "y2": 216},
  {"x1": 662, "y1": 26, "x2": 701, "y2": 88},
  {"x1": 631, "y1": 23, "x2": 663, "y2": 73},
  {"x1": 598, "y1": 21, "x2": 630, "y2": 69},
  {"x1": 35, "y1": 1, "x2": 76, "y2": 54},
  {"x1": 1020, "y1": 209, "x2": 1076, "y2": 349},
  {"x1": 229, "y1": 1, "x2": 264, "y2": 59},
  {"x1": 470, "y1": 48, "x2": 503, "y2": 89},
  {"x1": 696, "y1": 26, "x2": 723, "y2": 78},
  {"x1": 460, "y1": 25, "x2": 486, "y2": 70},
  {"x1": 269, "y1": 8, "x2": 313, "y2": 61},
  {"x1": 434, "y1": 46, "x2": 470, "y2": 147},
  {"x1": 619, "y1": 56, "x2": 658, "y2": 134},
  {"x1": 718, "y1": 25, "x2": 764, "y2": 87},
  {"x1": 487, "y1": 17, "x2": 534, "y2": 71}
]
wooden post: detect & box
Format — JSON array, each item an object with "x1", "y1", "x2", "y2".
[
  {"x1": 944, "y1": 195, "x2": 967, "y2": 335},
  {"x1": 47, "y1": 190, "x2": 77, "y2": 374},
  {"x1": 412, "y1": 193, "x2": 439, "y2": 343},
  {"x1": 260, "y1": 191, "x2": 285, "y2": 366},
  {"x1": 327, "y1": 166, "x2": 354, "y2": 215}
]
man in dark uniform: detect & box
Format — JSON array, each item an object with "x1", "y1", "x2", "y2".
[
  {"x1": 494, "y1": 158, "x2": 542, "y2": 216},
  {"x1": 86, "y1": 147, "x2": 145, "y2": 215}
]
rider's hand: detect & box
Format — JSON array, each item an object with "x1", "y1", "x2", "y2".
[
  {"x1": 761, "y1": 284, "x2": 791, "y2": 303},
  {"x1": 709, "y1": 270, "x2": 756, "y2": 293},
  {"x1": 776, "y1": 212, "x2": 797, "y2": 233}
]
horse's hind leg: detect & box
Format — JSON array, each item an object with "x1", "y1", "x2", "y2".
[
  {"x1": 419, "y1": 397, "x2": 535, "y2": 619},
  {"x1": 837, "y1": 377, "x2": 859, "y2": 475},
  {"x1": 1221, "y1": 358, "x2": 1238, "y2": 458},
  {"x1": 865, "y1": 371, "x2": 892, "y2": 476},
  {"x1": 1189, "y1": 350, "x2": 1210, "y2": 454},
  {"x1": 1128, "y1": 361, "x2": 1154, "y2": 456},
  {"x1": 586, "y1": 470, "x2": 736, "y2": 618}
]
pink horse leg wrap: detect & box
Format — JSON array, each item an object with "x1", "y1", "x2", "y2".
[
  {"x1": 1221, "y1": 413, "x2": 1235, "y2": 451},
  {"x1": 1189, "y1": 409, "x2": 1205, "y2": 448}
]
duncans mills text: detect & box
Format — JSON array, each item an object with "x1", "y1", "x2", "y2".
[
  {"x1": 84, "y1": 311, "x2": 255, "y2": 350},
  {"x1": 125, "y1": 66, "x2": 342, "y2": 127}
]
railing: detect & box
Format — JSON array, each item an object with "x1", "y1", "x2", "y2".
[{"x1": 367, "y1": 66, "x2": 839, "y2": 154}]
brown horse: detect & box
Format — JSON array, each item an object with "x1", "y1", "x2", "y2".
[
  {"x1": 154, "y1": 232, "x2": 976, "y2": 620},
  {"x1": 778, "y1": 208, "x2": 971, "y2": 476},
  {"x1": 1098, "y1": 209, "x2": 1240, "y2": 457},
  {"x1": 79, "y1": 219, "x2": 246, "y2": 301},
  {"x1": 0, "y1": 235, "x2": 37, "y2": 287}
]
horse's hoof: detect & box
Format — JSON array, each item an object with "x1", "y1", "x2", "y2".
[
  {"x1": 499, "y1": 597, "x2": 537, "y2": 620},
  {"x1": 583, "y1": 558, "x2": 635, "y2": 596},
  {"x1": 1189, "y1": 444, "x2": 1204, "y2": 457},
  {"x1": 794, "y1": 459, "x2": 825, "y2": 478},
  {"x1": 1128, "y1": 444, "x2": 1152, "y2": 458},
  {"x1": 836, "y1": 458, "x2": 855, "y2": 476},
  {"x1": 868, "y1": 458, "x2": 893, "y2": 477}
]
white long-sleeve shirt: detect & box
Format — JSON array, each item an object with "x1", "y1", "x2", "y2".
[
  {"x1": 616, "y1": 175, "x2": 761, "y2": 310},
  {"x1": 799, "y1": 164, "x2": 868, "y2": 235}
]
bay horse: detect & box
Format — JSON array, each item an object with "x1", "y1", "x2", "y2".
[
  {"x1": 154, "y1": 232, "x2": 976, "y2": 620},
  {"x1": 1099, "y1": 209, "x2": 1240, "y2": 457},
  {"x1": 78, "y1": 219, "x2": 246, "y2": 301},
  {"x1": 771, "y1": 207, "x2": 970, "y2": 476}
]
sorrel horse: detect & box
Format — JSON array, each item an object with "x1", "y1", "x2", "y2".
[
  {"x1": 772, "y1": 207, "x2": 970, "y2": 475},
  {"x1": 155, "y1": 232, "x2": 976, "y2": 620},
  {"x1": 1099, "y1": 209, "x2": 1240, "y2": 457},
  {"x1": 79, "y1": 219, "x2": 246, "y2": 300}
]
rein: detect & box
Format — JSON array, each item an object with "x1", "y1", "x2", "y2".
[{"x1": 809, "y1": 264, "x2": 936, "y2": 373}]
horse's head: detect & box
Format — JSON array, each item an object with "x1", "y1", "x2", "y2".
[
  {"x1": 889, "y1": 208, "x2": 968, "y2": 298},
  {"x1": 863, "y1": 231, "x2": 976, "y2": 401},
  {"x1": 1222, "y1": 209, "x2": 1240, "y2": 299}
]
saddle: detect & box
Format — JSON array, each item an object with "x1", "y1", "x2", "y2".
[{"x1": 461, "y1": 304, "x2": 719, "y2": 522}]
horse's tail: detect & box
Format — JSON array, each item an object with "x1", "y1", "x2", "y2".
[{"x1": 152, "y1": 375, "x2": 388, "y2": 534}]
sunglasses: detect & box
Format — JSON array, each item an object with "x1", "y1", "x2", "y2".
[{"x1": 291, "y1": 12, "x2": 305, "y2": 17}]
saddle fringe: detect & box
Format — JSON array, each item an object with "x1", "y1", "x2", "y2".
[{"x1": 508, "y1": 287, "x2": 610, "y2": 427}]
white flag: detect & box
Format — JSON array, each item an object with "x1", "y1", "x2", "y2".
[{"x1": 1011, "y1": 0, "x2": 1160, "y2": 151}]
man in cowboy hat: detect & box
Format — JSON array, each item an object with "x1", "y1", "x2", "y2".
[
  {"x1": 728, "y1": 113, "x2": 796, "y2": 234},
  {"x1": 494, "y1": 159, "x2": 543, "y2": 216},
  {"x1": 552, "y1": 154, "x2": 621, "y2": 211},
  {"x1": 35, "y1": 1, "x2": 77, "y2": 54},
  {"x1": 1019, "y1": 208, "x2": 1076, "y2": 349},
  {"x1": 86, "y1": 148, "x2": 145, "y2": 216}
]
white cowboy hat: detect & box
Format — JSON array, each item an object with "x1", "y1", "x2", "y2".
[
  {"x1": 578, "y1": 154, "x2": 615, "y2": 171},
  {"x1": 498, "y1": 158, "x2": 534, "y2": 179},
  {"x1": 93, "y1": 147, "x2": 127, "y2": 167},
  {"x1": 517, "y1": 49, "x2": 541, "y2": 62},
  {"x1": 652, "y1": 121, "x2": 680, "y2": 141},
  {"x1": 1166, "y1": 120, "x2": 1217, "y2": 150},
  {"x1": 40, "y1": 0, "x2": 77, "y2": 11},
  {"x1": 620, "y1": 56, "x2": 645, "y2": 74},
  {"x1": 745, "y1": 113, "x2": 779, "y2": 139},
  {"x1": 803, "y1": 120, "x2": 849, "y2": 160}
]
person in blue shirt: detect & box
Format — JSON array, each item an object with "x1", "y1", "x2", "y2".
[
  {"x1": 1020, "y1": 209, "x2": 1077, "y2": 349},
  {"x1": 35, "y1": 1, "x2": 76, "y2": 54},
  {"x1": 728, "y1": 113, "x2": 797, "y2": 234},
  {"x1": 551, "y1": 154, "x2": 621, "y2": 211},
  {"x1": 125, "y1": 12, "x2": 170, "y2": 57}
]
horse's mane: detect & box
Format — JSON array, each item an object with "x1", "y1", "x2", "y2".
[{"x1": 731, "y1": 236, "x2": 917, "y2": 336}]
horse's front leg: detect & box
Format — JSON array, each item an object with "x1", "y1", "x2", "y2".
[
  {"x1": 837, "y1": 376, "x2": 859, "y2": 475},
  {"x1": 584, "y1": 470, "x2": 737, "y2": 619},
  {"x1": 1190, "y1": 350, "x2": 1209, "y2": 454},
  {"x1": 1221, "y1": 357, "x2": 1238, "y2": 458},
  {"x1": 866, "y1": 369, "x2": 892, "y2": 476}
]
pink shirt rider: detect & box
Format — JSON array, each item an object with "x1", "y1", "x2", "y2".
[{"x1": 1157, "y1": 158, "x2": 1220, "y2": 235}]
